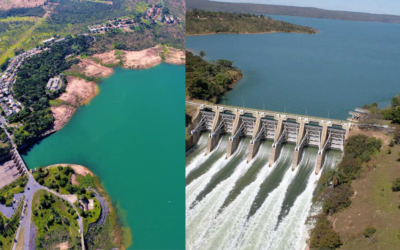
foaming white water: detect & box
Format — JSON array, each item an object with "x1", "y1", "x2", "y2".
[
  {"x1": 195, "y1": 143, "x2": 274, "y2": 249},
  {"x1": 263, "y1": 150, "x2": 318, "y2": 250},
  {"x1": 235, "y1": 147, "x2": 296, "y2": 250},
  {"x1": 186, "y1": 150, "x2": 252, "y2": 249},
  {"x1": 186, "y1": 135, "x2": 226, "y2": 177},
  {"x1": 186, "y1": 139, "x2": 243, "y2": 210}
]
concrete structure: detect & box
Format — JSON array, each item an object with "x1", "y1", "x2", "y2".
[{"x1": 188, "y1": 101, "x2": 352, "y2": 174}]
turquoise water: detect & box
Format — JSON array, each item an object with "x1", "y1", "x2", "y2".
[
  {"x1": 21, "y1": 65, "x2": 185, "y2": 249},
  {"x1": 187, "y1": 15, "x2": 400, "y2": 119}
]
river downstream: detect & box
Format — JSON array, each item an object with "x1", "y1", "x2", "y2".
[{"x1": 21, "y1": 65, "x2": 185, "y2": 249}]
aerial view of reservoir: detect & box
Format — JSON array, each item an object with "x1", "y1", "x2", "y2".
[
  {"x1": 187, "y1": 15, "x2": 400, "y2": 120},
  {"x1": 186, "y1": 13, "x2": 398, "y2": 250},
  {"x1": 21, "y1": 65, "x2": 185, "y2": 250}
]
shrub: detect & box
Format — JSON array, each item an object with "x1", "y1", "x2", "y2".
[
  {"x1": 363, "y1": 227, "x2": 377, "y2": 238},
  {"x1": 323, "y1": 185, "x2": 353, "y2": 215},
  {"x1": 392, "y1": 178, "x2": 400, "y2": 191},
  {"x1": 309, "y1": 215, "x2": 342, "y2": 249}
]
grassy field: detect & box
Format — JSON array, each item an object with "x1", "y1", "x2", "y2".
[
  {"x1": 0, "y1": 198, "x2": 24, "y2": 250},
  {"x1": 0, "y1": 175, "x2": 28, "y2": 206},
  {"x1": 33, "y1": 166, "x2": 73, "y2": 194},
  {"x1": 331, "y1": 128, "x2": 400, "y2": 249},
  {"x1": 0, "y1": 14, "x2": 47, "y2": 65},
  {"x1": 49, "y1": 99, "x2": 71, "y2": 107},
  {"x1": 81, "y1": 197, "x2": 101, "y2": 235},
  {"x1": 31, "y1": 189, "x2": 81, "y2": 249}
]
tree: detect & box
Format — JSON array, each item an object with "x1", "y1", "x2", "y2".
[
  {"x1": 0, "y1": 195, "x2": 5, "y2": 204},
  {"x1": 309, "y1": 215, "x2": 342, "y2": 249},
  {"x1": 199, "y1": 51, "x2": 205, "y2": 58}
]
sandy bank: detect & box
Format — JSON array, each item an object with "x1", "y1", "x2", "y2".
[
  {"x1": 50, "y1": 74, "x2": 98, "y2": 130},
  {"x1": 75, "y1": 58, "x2": 114, "y2": 78},
  {"x1": 46, "y1": 164, "x2": 94, "y2": 176},
  {"x1": 49, "y1": 46, "x2": 184, "y2": 134},
  {"x1": 93, "y1": 45, "x2": 185, "y2": 69}
]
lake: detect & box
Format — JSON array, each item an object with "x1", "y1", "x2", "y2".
[
  {"x1": 187, "y1": 15, "x2": 400, "y2": 119},
  {"x1": 22, "y1": 65, "x2": 185, "y2": 249}
]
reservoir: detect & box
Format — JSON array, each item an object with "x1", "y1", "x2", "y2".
[
  {"x1": 22, "y1": 65, "x2": 185, "y2": 249},
  {"x1": 187, "y1": 15, "x2": 400, "y2": 120}
]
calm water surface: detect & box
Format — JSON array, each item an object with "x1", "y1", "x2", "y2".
[
  {"x1": 187, "y1": 15, "x2": 400, "y2": 119},
  {"x1": 22, "y1": 65, "x2": 185, "y2": 249}
]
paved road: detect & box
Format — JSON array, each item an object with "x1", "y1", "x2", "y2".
[{"x1": 0, "y1": 119, "x2": 85, "y2": 250}]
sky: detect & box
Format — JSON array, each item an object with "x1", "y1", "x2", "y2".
[{"x1": 212, "y1": 0, "x2": 400, "y2": 16}]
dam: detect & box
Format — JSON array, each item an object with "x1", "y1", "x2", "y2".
[
  {"x1": 188, "y1": 101, "x2": 351, "y2": 175},
  {"x1": 186, "y1": 101, "x2": 349, "y2": 249}
]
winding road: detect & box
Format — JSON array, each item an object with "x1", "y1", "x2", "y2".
[{"x1": 1, "y1": 120, "x2": 85, "y2": 250}]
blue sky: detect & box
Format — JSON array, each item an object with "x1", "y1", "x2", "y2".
[{"x1": 212, "y1": 0, "x2": 400, "y2": 16}]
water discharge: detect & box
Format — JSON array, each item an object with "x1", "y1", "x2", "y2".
[{"x1": 186, "y1": 135, "x2": 341, "y2": 250}]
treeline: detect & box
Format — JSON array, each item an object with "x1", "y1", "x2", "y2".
[
  {"x1": 11, "y1": 35, "x2": 93, "y2": 146},
  {"x1": 0, "y1": 6, "x2": 45, "y2": 18},
  {"x1": 91, "y1": 24, "x2": 185, "y2": 53},
  {"x1": 186, "y1": 51, "x2": 243, "y2": 102},
  {"x1": 49, "y1": 0, "x2": 128, "y2": 26},
  {"x1": 364, "y1": 93, "x2": 400, "y2": 124},
  {"x1": 310, "y1": 135, "x2": 382, "y2": 249},
  {"x1": 186, "y1": 9, "x2": 317, "y2": 35}
]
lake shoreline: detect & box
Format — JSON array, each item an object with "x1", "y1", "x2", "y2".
[
  {"x1": 186, "y1": 30, "x2": 319, "y2": 36},
  {"x1": 47, "y1": 45, "x2": 185, "y2": 134}
]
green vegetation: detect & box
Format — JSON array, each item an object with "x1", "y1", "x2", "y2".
[
  {"x1": 392, "y1": 177, "x2": 400, "y2": 191},
  {"x1": 0, "y1": 175, "x2": 28, "y2": 206},
  {"x1": 0, "y1": 198, "x2": 24, "y2": 250},
  {"x1": 186, "y1": 0, "x2": 400, "y2": 24},
  {"x1": 32, "y1": 190, "x2": 82, "y2": 250},
  {"x1": 363, "y1": 227, "x2": 377, "y2": 238},
  {"x1": 9, "y1": 35, "x2": 93, "y2": 146},
  {"x1": 33, "y1": 166, "x2": 74, "y2": 194},
  {"x1": 0, "y1": 7, "x2": 45, "y2": 19},
  {"x1": 186, "y1": 9, "x2": 317, "y2": 35},
  {"x1": 309, "y1": 215, "x2": 342, "y2": 250},
  {"x1": 0, "y1": 127, "x2": 11, "y2": 156},
  {"x1": 186, "y1": 51, "x2": 243, "y2": 102},
  {"x1": 363, "y1": 93, "x2": 400, "y2": 124},
  {"x1": 75, "y1": 197, "x2": 101, "y2": 234},
  {"x1": 310, "y1": 134, "x2": 382, "y2": 249},
  {"x1": 49, "y1": 99, "x2": 71, "y2": 107},
  {"x1": 0, "y1": 19, "x2": 36, "y2": 56}
]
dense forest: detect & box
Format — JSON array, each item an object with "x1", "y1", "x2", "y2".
[
  {"x1": 186, "y1": 9, "x2": 317, "y2": 35},
  {"x1": 186, "y1": 51, "x2": 242, "y2": 102},
  {"x1": 0, "y1": 6, "x2": 45, "y2": 18},
  {"x1": 49, "y1": 0, "x2": 128, "y2": 29},
  {"x1": 91, "y1": 24, "x2": 185, "y2": 52},
  {"x1": 310, "y1": 135, "x2": 382, "y2": 249},
  {"x1": 10, "y1": 35, "x2": 93, "y2": 146}
]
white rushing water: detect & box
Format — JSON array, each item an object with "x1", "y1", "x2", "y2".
[
  {"x1": 186, "y1": 140, "x2": 250, "y2": 249},
  {"x1": 186, "y1": 139, "x2": 341, "y2": 250},
  {"x1": 186, "y1": 134, "x2": 225, "y2": 177}
]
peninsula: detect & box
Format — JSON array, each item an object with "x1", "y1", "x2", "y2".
[{"x1": 186, "y1": 10, "x2": 317, "y2": 35}]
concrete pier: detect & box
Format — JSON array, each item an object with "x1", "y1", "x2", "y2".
[
  {"x1": 247, "y1": 113, "x2": 262, "y2": 162},
  {"x1": 206, "y1": 108, "x2": 221, "y2": 154},
  {"x1": 226, "y1": 110, "x2": 242, "y2": 158},
  {"x1": 269, "y1": 115, "x2": 285, "y2": 167},
  {"x1": 292, "y1": 118, "x2": 308, "y2": 170}
]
